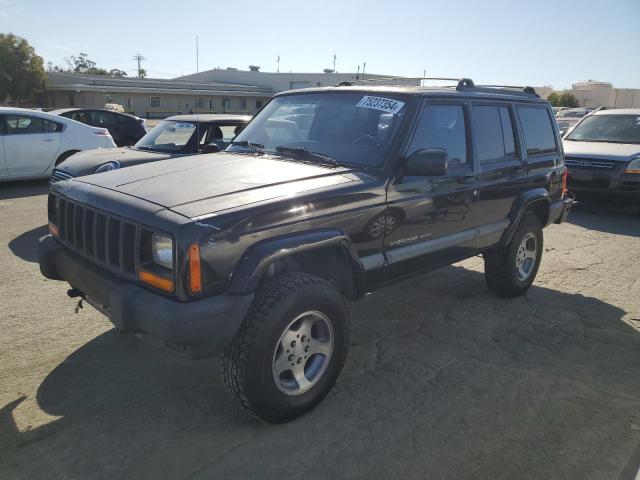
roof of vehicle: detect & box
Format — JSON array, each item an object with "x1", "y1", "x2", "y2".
[
  {"x1": 165, "y1": 114, "x2": 253, "y2": 122},
  {"x1": 274, "y1": 80, "x2": 547, "y2": 103},
  {"x1": 49, "y1": 107, "x2": 141, "y2": 119},
  {"x1": 0, "y1": 106, "x2": 80, "y2": 120},
  {"x1": 591, "y1": 108, "x2": 640, "y2": 116}
]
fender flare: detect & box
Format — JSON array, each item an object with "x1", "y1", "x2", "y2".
[
  {"x1": 227, "y1": 229, "x2": 365, "y2": 296},
  {"x1": 501, "y1": 188, "x2": 550, "y2": 246}
]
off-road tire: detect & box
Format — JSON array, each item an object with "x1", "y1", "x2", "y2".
[
  {"x1": 221, "y1": 272, "x2": 350, "y2": 423},
  {"x1": 484, "y1": 214, "x2": 543, "y2": 297}
]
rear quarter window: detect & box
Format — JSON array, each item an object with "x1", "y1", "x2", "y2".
[{"x1": 517, "y1": 106, "x2": 557, "y2": 155}]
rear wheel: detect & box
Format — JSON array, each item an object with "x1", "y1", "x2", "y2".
[
  {"x1": 484, "y1": 214, "x2": 543, "y2": 297},
  {"x1": 222, "y1": 272, "x2": 350, "y2": 423}
]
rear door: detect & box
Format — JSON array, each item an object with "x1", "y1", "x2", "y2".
[
  {"x1": 4, "y1": 114, "x2": 63, "y2": 177},
  {"x1": 383, "y1": 100, "x2": 480, "y2": 268},
  {"x1": 470, "y1": 102, "x2": 526, "y2": 242}
]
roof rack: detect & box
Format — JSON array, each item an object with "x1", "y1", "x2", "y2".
[{"x1": 335, "y1": 76, "x2": 539, "y2": 97}]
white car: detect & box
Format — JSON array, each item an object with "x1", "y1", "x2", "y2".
[{"x1": 0, "y1": 107, "x2": 117, "y2": 182}]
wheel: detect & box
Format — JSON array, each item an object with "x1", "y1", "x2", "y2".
[
  {"x1": 221, "y1": 272, "x2": 350, "y2": 423},
  {"x1": 484, "y1": 214, "x2": 543, "y2": 297}
]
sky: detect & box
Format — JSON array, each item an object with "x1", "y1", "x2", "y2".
[{"x1": 1, "y1": 0, "x2": 639, "y2": 90}]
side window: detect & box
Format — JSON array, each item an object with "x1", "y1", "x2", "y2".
[
  {"x1": 499, "y1": 107, "x2": 517, "y2": 157},
  {"x1": 472, "y1": 105, "x2": 504, "y2": 163},
  {"x1": 408, "y1": 104, "x2": 468, "y2": 166},
  {"x1": 92, "y1": 111, "x2": 117, "y2": 128},
  {"x1": 518, "y1": 106, "x2": 557, "y2": 155},
  {"x1": 5, "y1": 115, "x2": 45, "y2": 134},
  {"x1": 43, "y1": 119, "x2": 63, "y2": 133}
]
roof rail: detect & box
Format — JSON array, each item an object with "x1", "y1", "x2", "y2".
[{"x1": 459, "y1": 84, "x2": 540, "y2": 98}]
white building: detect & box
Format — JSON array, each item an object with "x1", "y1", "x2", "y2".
[{"x1": 537, "y1": 80, "x2": 640, "y2": 108}]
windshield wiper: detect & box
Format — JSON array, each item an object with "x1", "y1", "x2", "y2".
[
  {"x1": 228, "y1": 141, "x2": 265, "y2": 154},
  {"x1": 275, "y1": 146, "x2": 338, "y2": 167}
]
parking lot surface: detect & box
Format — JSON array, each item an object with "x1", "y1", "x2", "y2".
[{"x1": 1, "y1": 180, "x2": 639, "y2": 480}]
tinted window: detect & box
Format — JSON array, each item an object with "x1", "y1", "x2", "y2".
[
  {"x1": 472, "y1": 106, "x2": 504, "y2": 163},
  {"x1": 500, "y1": 107, "x2": 517, "y2": 157},
  {"x1": 69, "y1": 111, "x2": 91, "y2": 124},
  {"x1": 6, "y1": 115, "x2": 61, "y2": 134},
  {"x1": 408, "y1": 104, "x2": 468, "y2": 166},
  {"x1": 518, "y1": 106, "x2": 557, "y2": 155},
  {"x1": 91, "y1": 111, "x2": 117, "y2": 128}
]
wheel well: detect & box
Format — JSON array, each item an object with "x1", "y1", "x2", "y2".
[
  {"x1": 55, "y1": 150, "x2": 80, "y2": 166},
  {"x1": 523, "y1": 199, "x2": 549, "y2": 226},
  {"x1": 260, "y1": 246, "x2": 360, "y2": 299},
  {"x1": 387, "y1": 207, "x2": 406, "y2": 222}
]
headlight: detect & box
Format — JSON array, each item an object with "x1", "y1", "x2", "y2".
[
  {"x1": 626, "y1": 157, "x2": 640, "y2": 174},
  {"x1": 93, "y1": 161, "x2": 120, "y2": 174},
  {"x1": 151, "y1": 232, "x2": 173, "y2": 270}
]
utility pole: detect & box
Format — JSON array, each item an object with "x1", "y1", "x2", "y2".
[
  {"x1": 333, "y1": 52, "x2": 336, "y2": 73},
  {"x1": 362, "y1": 61, "x2": 366, "y2": 77},
  {"x1": 133, "y1": 53, "x2": 145, "y2": 78},
  {"x1": 277, "y1": 55, "x2": 280, "y2": 73}
]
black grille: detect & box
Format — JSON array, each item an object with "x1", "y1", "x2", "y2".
[
  {"x1": 50, "y1": 169, "x2": 75, "y2": 183},
  {"x1": 565, "y1": 157, "x2": 617, "y2": 170},
  {"x1": 54, "y1": 196, "x2": 139, "y2": 279}
]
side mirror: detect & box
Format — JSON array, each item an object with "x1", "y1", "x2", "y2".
[
  {"x1": 405, "y1": 148, "x2": 448, "y2": 176},
  {"x1": 200, "y1": 143, "x2": 221, "y2": 154}
]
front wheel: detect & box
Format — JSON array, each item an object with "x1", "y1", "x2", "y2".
[
  {"x1": 222, "y1": 272, "x2": 350, "y2": 423},
  {"x1": 484, "y1": 214, "x2": 543, "y2": 297}
]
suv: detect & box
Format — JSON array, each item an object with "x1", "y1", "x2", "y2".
[
  {"x1": 39, "y1": 79, "x2": 572, "y2": 423},
  {"x1": 563, "y1": 108, "x2": 640, "y2": 211}
]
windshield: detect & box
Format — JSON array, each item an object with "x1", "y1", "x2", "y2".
[
  {"x1": 135, "y1": 120, "x2": 200, "y2": 153},
  {"x1": 227, "y1": 92, "x2": 408, "y2": 168},
  {"x1": 566, "y1": 114, "x2": 640, "y2": 144}
]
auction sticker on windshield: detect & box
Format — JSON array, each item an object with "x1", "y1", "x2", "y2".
[{"x1": 357, "y1": 96, "x2": 405, "y2": 114}]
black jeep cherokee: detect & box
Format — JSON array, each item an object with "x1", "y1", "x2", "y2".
[{"x1": 39, "y1": 79, "x2": 572, "y2": 423}]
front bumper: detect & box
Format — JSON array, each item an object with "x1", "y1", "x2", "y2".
[
  {"x1": 39, "y1": 235, "x2": 253, "y2": 359},
  {"x1": 567, "y1": 165, "x2": 640, "y2": 200},
  {"x1": 548, "y1": 197, "x2": 574, "y2": 225}
]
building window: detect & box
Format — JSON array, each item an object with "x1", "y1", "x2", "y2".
[
  {"x1": 223, "y1": 98, "x2": 231, "y2": 110},
  {"x1": 256, "y1": 100, "x2": 263, "y2": 109},
  {"x1": 150, "y1": 96, "x2": 161, "y2": 108},
  {"x1": 240, "y1": 98, "x2": 247, "y2": 109}
]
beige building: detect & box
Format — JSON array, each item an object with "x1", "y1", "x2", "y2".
[
  {"x1": 536, "y1": 80, "x2": 640, "y2": 108},
  {"x1": 45, "y1": 72, "x2": 273, "y2": 118}
]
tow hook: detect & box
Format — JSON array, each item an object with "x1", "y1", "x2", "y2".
[{"x1": 67, "y1": 288, "x2": 85, "y2": 313}]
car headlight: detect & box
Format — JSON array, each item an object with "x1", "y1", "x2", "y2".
[
  {"x1": 626, "y1": 157, "x2": 640, "y2": 174},
  {"x1": 93, "y1": 161, "x2": 120, "y2": 174},
  {"x1": 151, "y1": 232, "x2": 173, "y2": 270}
]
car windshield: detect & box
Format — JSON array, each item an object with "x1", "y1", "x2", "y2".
[
  {"x1": 566, "y1": 114, "x2": 640, "y2": 144},
  {"x1": 135, "y1": 120, "x2": 200, "y2": 153},
  {"x1": 227, "y1": 92, "x2": 408, "y2": 168}
]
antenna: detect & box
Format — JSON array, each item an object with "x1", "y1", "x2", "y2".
[
  {"x1": 133, "y1": 53, "x2": 145, "y2": 78},
  {"x1": 196, "y1": 35, "x2": 200, "y2": 155}
]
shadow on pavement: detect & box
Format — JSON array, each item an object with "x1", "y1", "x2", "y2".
[
  {"x1": 8, "y1": 224, "x2": 48, "y2": 263},
  {"x1": 1, "y1": 266, "x2": 639, "y2": 479},
  {"x1": 0, "y1": 180, "x2": 49, "y2": 200},
  {"x1": 567, "y1": 201, "x2": 640, "y2": 238}
]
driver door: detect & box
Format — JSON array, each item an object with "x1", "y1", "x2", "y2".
[{"x1": 383, "y1": 101, "x2": 480, "y2": 271}]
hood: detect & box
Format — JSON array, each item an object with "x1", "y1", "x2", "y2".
[
  {"x1": 74, "y1": 152, "x2": 357, "y2": 218},
  {"x1": 57, "y1": 147, "x2": 171, "y2": 176},
  {"x1": 562, "y1": 140, "x2": 640, "y2": 161}
]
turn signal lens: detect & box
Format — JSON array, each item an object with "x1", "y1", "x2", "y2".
[
  {"x1": 139, "y1": 270, "x2": 174, "y2": 293},
  {"x1": 48, "y1": 222, "x2": 59, "y2": 238},
  {"x1": 188, "y1": 243, "x2": 202, "y2": 294}
]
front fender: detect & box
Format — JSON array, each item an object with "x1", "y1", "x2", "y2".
[{"x1": 228, "y1": 229, "x2": 364, "y2": 295}]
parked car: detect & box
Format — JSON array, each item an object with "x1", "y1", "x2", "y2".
[
  {"x1": 553, "y1": 106, "x2": 570, "y2": 116},
  {"x1": 51, "y1": 108, "x2": 147, "y2": 147},
  {"x1": 40, "y1": 79, "x2": 572, "y2": 423},
  {"x1": 563, "y1": 108, "x2": 640, "y2": 211},
  {"x1": 556, "y1": 117, "x2": 579, "y2": 136},
  {"x1": 556, "y1": 108, "x2": 592, "y2": 119},
  {"x1": 104, "y1": 103, "x2": 125, "y2": 113},
  {"x1": 51, "y1": 114, "x2": 251, "y2": 182},
  {"x1": 0, "y1": 107, "x2": 116, "y2": 182}
]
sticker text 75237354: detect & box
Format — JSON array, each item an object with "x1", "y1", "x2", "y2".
[{"x1": 356, "y1": 96, "x2": 405, "y2": 115}]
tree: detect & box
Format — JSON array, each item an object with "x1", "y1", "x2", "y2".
[
  {"x1": 0, "y1": 33, "x2": 46, "y2": 105},
  {"x1": 138, "y1": 68, "x2": 147, "y2": 79},
  {"x1": 109, "y1": 68, "x2": 127, "y2": 78},
  {"x1": 65, "y1": 52, "x2": 110, "y2": 75},
  {"x1": 548, "y1": 92, "x2": 580, "y2": 108}
]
